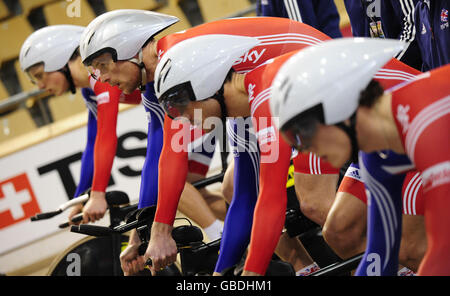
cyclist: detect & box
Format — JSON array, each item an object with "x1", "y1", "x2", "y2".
[
  {"x1": 154, "y1": 17, "x2": 339, "y2": 276},
  {"x1": 79, "y1": 10, "x2": 231, "y2": 275},
  {"x1": 322, "y1": 57, "x2": 427, "y2": 273},
  {"x1": 156, "y1": 22, "x2": 432, "y2": 276},
  {"x1": 150, "y1": 31, "x2": 428, "y2": 274},
  {"x1": 270, "y1": 37, "x2": 450, "y2": 275},
  {"x1": 20, "y1": 21, "x2": 224, "y2": 275},
  {"x1": 19, "y1": 25, "x2": 141, "y2": 225},
  {"x1": 81, "y1": 12, "x2": 341, "y2": 275}
]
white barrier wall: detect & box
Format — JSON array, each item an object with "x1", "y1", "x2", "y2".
[{"x1": 0, "y1": 106, "x2": 148, "y2": 257}]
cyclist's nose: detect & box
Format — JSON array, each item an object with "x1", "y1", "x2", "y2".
[{"x1": 37, "y1": 81, "x2": 46, "y2": 90}]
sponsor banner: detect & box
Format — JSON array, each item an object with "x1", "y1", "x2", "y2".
[{"x1": 0, "y1": 106, "x2": 149, "y2": 255}]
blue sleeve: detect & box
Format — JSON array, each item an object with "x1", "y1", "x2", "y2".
[
  {"x1": 258, "y1": 0, "x2": 342, "y2": 38},
  {"x1": 214, "y1": 120, "x2": 260, "y2": 273},
  {"x1": 415, "y1": 0, "x2": 450, "y2": 71},
  {"x1": 383, "y1": 0, "x2": 422, "y2": 69},
  {"x1": 344, "y1": 0, "x2": 371, "y2": 37},
  {"x1": 257, "y1": 0, "x2": 285, "y2": 17},
  {"x1": 74, "y1": 88, "x2": 97, "y2": 197},
  {"x1": 355, "y1": 150, "x2": 412, "y2": 276},
  {"x1": 431, "y1": 0, "x2": 450, "y2": 68},
  {"x1": 312, "y1": 0, "x2": 343, "y2": 38},
  {"x1": 138, "y1": 83, "x2": 165, "y2": 209}
]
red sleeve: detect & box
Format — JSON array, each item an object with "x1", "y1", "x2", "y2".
[
  {"x1": 90, "y1": 82, "x2": 121, "y2": 192},
  {"x1": 243, "y1": 106, "x2": 291, "y2": 275},
  {"x1": 376, "y1": 58, "x2": 422, "y2": 90},
  {"x1": 121, "y1": 89, "x2": 142, "y2": 104},
  {"x1": 154, "y1": 114, "x2": 190, "y2": 225}
]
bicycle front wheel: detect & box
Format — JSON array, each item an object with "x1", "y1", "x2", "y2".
[{"x1": 46, "y1": 235, "x2": 129, "y2": 276}]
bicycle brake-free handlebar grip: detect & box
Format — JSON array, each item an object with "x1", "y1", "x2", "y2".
[
  {"x1": 30, "y1": 210, "x2": 62, "y2": 221},
  {"x1": 58, "y1": 214, "x2": 83, "y2": 228},
  {"x1": 70, "y1": 224, "x2": 114, "y2": 237}
]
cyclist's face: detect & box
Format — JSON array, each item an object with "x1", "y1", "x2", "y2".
[
  {"x1": 282, "y1": 124, "x2": 351, "y2": 169},
  {"x1": 167, "y1": 99, "x2": 221, "y2": 132},
  {"x1": 27, "y1": 64, "x2": 68, "y2": 95},
  {"x1": 89, "y1": 52, "x2": 140, "y2": 94}
]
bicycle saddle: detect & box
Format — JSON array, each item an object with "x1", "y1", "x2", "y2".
[
  {"x1": 172, "y1": 225, "x2": 204, "y2": 246},
  {"x1": 105, "y1": 191, "x2": 130, "y2": 207}
]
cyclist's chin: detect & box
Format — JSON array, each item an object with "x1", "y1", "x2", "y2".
[{"x1": 121, "y1": 82, "x2": 139, "y2": 95}]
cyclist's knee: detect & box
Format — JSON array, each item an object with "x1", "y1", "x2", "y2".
[
  {"x1": 298, "y1": 198, "x2": 326, "y2": 226},
  {"x1": 323, "y1": 213, "x2": 364, "y2": 252}
]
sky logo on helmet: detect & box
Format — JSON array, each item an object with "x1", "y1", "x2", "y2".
[{"x1": 233, "y1": 48, "x2": 266, "y2": 66}]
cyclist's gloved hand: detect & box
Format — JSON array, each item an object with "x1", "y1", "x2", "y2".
[
  {"x1": 145, "y1": 222, "x2": 177, "y2": 275},
  {"x1": 82, "y1": 191, "x2": 108, "y2": 223}
]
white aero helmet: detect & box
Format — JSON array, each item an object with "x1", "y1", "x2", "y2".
[
  {"x1": 154, "y1": 34, "x2": 260, "y2": 119},
  {"x1": 270, "y1": 37, "x2": 405, "y2": 158},
  {"x1": 80, "y1": 9, "x2": 179, "y2": 65},
  {"x1": 20, "y1": 25, "x2": 85, "y2": 72},
  {"x1": 270, "y1": 37, "x2": 406, "y2": 131}
]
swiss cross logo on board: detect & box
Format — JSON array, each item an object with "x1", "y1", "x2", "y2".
[{"x1": 0, "y1": 173, "x2": 40, "y2": 229}]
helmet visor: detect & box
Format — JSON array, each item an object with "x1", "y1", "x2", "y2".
[
  {"x1": 87, "y1": 52, "x2": 115, "y2": 81},
  {"x1": 158, "y1": 81, "x2": 196, "y2": 119},
  {"x1": 281, "y1": 115, "x2": 319, "y2": 152}
]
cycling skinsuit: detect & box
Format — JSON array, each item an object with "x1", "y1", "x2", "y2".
[
  {"x1": 242, "y1": 51, "x2": 430, "y2": 274},
  {"x1": 392, "y1": 64, "x2": 450, "y2": 275},
  {"x1": 356, "y1": 64, "x2": 450, "y2": 276},
  {"x1": 338, "y1": 58, "x2": 425, "y2": 216},
  {"x1": 152, "y1": 17, "x2": 332, "y2": 274},
  {"x1": 240, "y1": 50, "x2": 342, "y2": 274},
  {"x1": 74, "y1": 78, "x2": 141, "y2": 197}
]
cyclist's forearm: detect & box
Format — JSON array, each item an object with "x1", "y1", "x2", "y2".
[
  {"x1": 151, "y1": 221, "x2": 174, "y2": 238},
  {"x1": 243, "y1": 146, "x2": 291, "y2": 275},
  {"x1": 74, "y1": 111, "x2": 97, "y2": 197},
  {"x1": 244, "y1": 188, "x2": 287, "y2": 275},
  {"x1": 128, "y1": 229, "x2": 141, "y2": 246},
  {"x1": 154, "y1": 116, "x2": 189, "y2": 225},
  {"x1": 91, "y1": 95, "x2": 119, "y2": 192}
]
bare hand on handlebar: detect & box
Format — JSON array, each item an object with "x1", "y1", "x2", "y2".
[
  {"x1": 82, "y1": 191, "x2": 108, "y2": 223},
  {"x1": 144, "y1": 222, "x2": 177, "y2": 275},
  {"x1": 120, "y1": 229, "x2": 146, "y2": 276},
  {"x1": 67, "y1": 203, "x2": 83, "y2": 225}
]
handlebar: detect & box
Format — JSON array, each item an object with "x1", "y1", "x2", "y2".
[
  {"x1": 30, "y1": 193, "x2": 89, "y2": 221},
  {"x1": 30, "y1": 191, "x2": 130, "y2": 222},
  {"x1": 70, "y1": 224, "x2": 116, "y2": 236},
  {"x1": 70, "y1": 205, "x2": 156, "y2": 236},
  {"x1": 57, "y1": 214, "x2": 83, "y2": 228}
]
